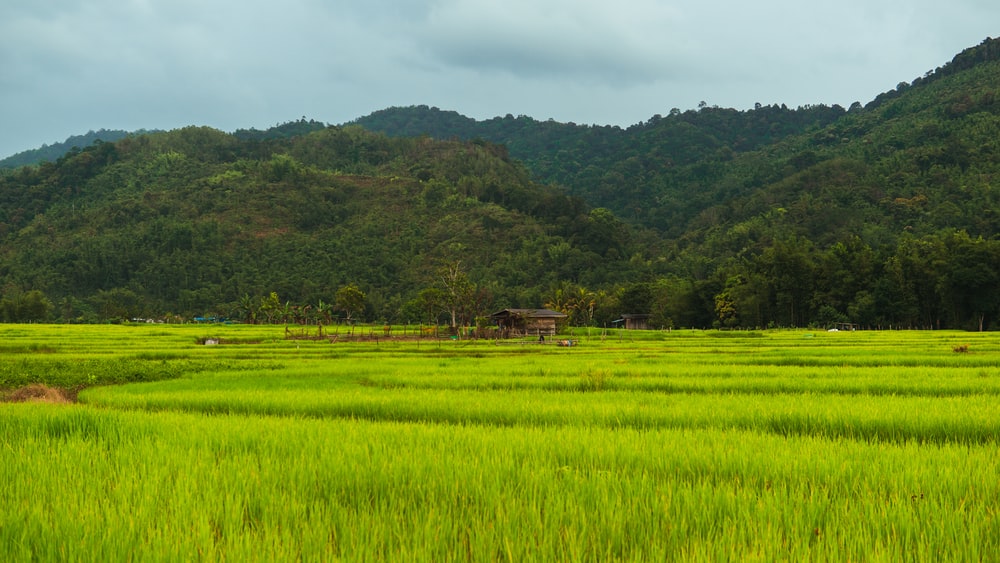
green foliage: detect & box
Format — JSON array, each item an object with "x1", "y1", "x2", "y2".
[
  {"x1": 4, "y1": 39, "x2": 1000, "y2": 329},
  {"x1": 0, "y1": 129, "x2": 139, "y2": 169},
  {"x1": 334, "y1": 284, "x2": 366, "y2": 322},
  {"x1": 0, "y1": 290, "x2": 53, "y2": 323},
  {"x1": 232, "y1": 117, "x2": 329, "y2": 141},
  {"x1": 0, "y1": 124, "x2": 626, "y2": 323},
  {"x1": 341, "y1": 38, "x2": 1000, "y2": 330},
  {"x1": 352, "y1": 103, "x2": 849, "y2": 232}
]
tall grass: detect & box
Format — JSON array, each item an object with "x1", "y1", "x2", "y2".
[
  {"x1": 2, "y1": 324, "x2": 999, "y2": 560},
  {"x1": 2, "y1": 405, "x2": 998, "y2": 561},
  {"x1": 81, "y1": 380, "x2": 1000, "y2": 444}
]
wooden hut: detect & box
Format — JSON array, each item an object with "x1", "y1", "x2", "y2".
[
  {"x1": 613, "y1": 313, "x2": 651, "y2": 330},
  {"x1": 490, "y1": 308, "x2": 567, "y2": 337}
]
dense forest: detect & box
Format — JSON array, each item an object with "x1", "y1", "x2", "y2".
[
  {"x1": 3, "y1": 38, "x2": 1000, "y2": 330},
  {"x1": 1, "y1": 129, "x2": 144, "y2": 170}
]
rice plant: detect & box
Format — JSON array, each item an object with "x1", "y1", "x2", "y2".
[{"x1": 2, "y1": 324, "x2": 999, "y2": 560}]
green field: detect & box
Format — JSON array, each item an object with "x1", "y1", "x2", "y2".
[{"x1": 2, "y1": 325, "x2": 998, "y2": 561}]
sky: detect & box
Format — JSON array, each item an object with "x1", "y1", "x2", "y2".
[{"x1": 2, "y1": 0, "x2": 999, "y2": 159}]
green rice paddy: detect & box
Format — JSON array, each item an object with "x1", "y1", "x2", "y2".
[{"x1": 1, "y1": 325, "x2": 998, "y2": 561}]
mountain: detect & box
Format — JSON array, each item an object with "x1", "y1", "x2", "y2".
[
  {"x1": 352, "y1": 38, "x2": 1000, "y2": 241},
  {"x1": 350, "y1": 103, "x2": 850, "y2": 234},
  {"x1": 0, "y1": 130, "x2": 137, "y2": 169},
  {"x1": 345, "y1": 38, "x2": 1000, "y2": 330},
  {"x1": 3, "y1": 38, "x2": 1000, "y2": 330}
]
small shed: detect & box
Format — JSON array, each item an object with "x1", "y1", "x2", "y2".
[
  {"x1": 491, "y1": 308, "x2": 567, "y2": 337},
  {"x1": 613, "y1": 313, "x2": 651, "y2": 330}
]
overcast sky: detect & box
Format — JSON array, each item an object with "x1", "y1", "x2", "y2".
[{"x1": 2, "y1": 0, "x2": 998, "y2": 158}]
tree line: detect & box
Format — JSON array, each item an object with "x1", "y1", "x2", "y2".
[{"x1": 6, "y1": 227, "x2": 999, "y2": 332}]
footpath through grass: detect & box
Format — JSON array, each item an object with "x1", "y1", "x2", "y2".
[{"x1": 2, "y1": 324, "x2": 998, "y2": 561}]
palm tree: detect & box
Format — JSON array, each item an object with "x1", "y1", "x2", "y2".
[
  {"x1": 544, "y1": 283, "x2": 573, "y2": 317},
  {"x1": 237, "y1": 294, "x2": 257, "y2": 324},
  {"x1": 569, "y1": 286, "x2": 597, "y2": 326},
  {"x1": 279, "y1": 301, "x2": 294, "y2": 325}
]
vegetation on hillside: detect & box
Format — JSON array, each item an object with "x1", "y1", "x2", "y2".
[
  {"x1": 352, "y1": 103, "x2": 849, "y2": 230},
  {"x1": 352, "y1": 38, "x2": 1000, "y2": 331},
  {"x1": 3, "y1": 38, "x2": 1000, "y2": 330},
  {"x1": 0, "y1": 125, "x2": 645, "y2": 325},
  {"x1": 0, "y1": 129, "x2": 142, "y2": 169}
]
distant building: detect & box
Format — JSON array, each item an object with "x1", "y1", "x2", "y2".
[
  {"x1": 490, "y1": 308, "x2": 567, "y2": 337},
  {"x1": 613, "y1": 314, "x2": 651, "y2": 330}
]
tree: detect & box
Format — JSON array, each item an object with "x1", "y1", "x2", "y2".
[
  {"x1": 579, "y1": 208, "x2": 630, "y2": 259},
  {"x1": 714, "y1": 287, "x2": 739, "y2": 329},
  {"x1": 438, "y1": 262, "x2": 474, "y2": 330},
  {"x1": 402, "y1": 287, "x2": 448, "y2": 326},
  {"x1": 91, "y1": 288, "x2": 143, "y2": 322},
  {"x1": 618, "y1": 283, "x2": 653, "y2": 315},
  {"x1": 259, "y1": 292, "x2": 281, "y2": 324},
  {"x1": 568, "y1": 286, "x2": 596, "y2": 326},
  {"x1": 335, "y1": 284, "x2": 366, "y2": 324},
  {"x1": 937, "y1": 232, "x2": 1000, "y2": 331},
  {"x1": 544, "y1": 283, "x2": 574, "y2": 320},
  {"x1": 279, "y1": 301, "x2": 295, "y2": 325},
  {"x1": 589, "y1": 289, "x2": 619, "y2": 328},
  {"x1": 752, "y1": 238, "x2": 815, "y2": 327},
  {"x1": 1, "y1": 290, "x2": 54, "y2": 323},
  {"x1": 236, "y1": 294, "x2": 258, "y2": 324},
  {"x1": 316, "y1": 299, "x2": 334, "y2": 325}
]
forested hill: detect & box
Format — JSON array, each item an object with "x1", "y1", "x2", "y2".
[
  {"x1": 352, "y1": 36, "x2": 1000, "y2": 331},
  {"x1": 351, "y1": 103, "x2": 848, "y2": 228},
  {"x1": 0, "y1": 125, "x2": 648, "y2": 324},
  {"x1": 352, "y1": 38, "x2": 1000, "y2": 238},
  {"x1": 3, "y1": 38, "x2": 1000, "y2": 331}
]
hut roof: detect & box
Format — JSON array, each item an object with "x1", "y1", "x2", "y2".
[{"x1": 490, "y1": 308, "x2": 567, "y2": 319}]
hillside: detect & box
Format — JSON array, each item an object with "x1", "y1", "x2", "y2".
[
  {"x1": 0, "y1": 120, "x2": 327, "y2": 169},
  {"x1": 353, "y1": 39, "x2": 1000, "y2": 241},
  {"x1": 3, "y1": 38, "x2": 1000, "y2": 330},
  {"x1": 349, "y1": 38, "x2": 1000, "y2": 330},
  {"x1": 0, "y1": 130, "x2": 136, "y2": 169},
  {"x1": 0, "y1": 125, "x2": 648, "y2": 324},
  {"x1": 351, "y1": 103, "x2": 848, "y2": 233}
]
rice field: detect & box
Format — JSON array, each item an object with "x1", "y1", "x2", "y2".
[{"x1": 2, "y1": 324, "x2": 998, "y2": 561}]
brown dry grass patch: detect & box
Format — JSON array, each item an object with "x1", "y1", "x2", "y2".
[{"x1": 2, "y1": 384, "x2": 78, "y2": 404}]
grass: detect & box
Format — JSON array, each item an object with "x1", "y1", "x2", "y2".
[{"x1": 1, "y1": 324, "x2": 999, "y2": 560}]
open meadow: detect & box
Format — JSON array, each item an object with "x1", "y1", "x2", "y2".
[{"x1": 1, "y1": 324, "x2": 999, "y2": 561}]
